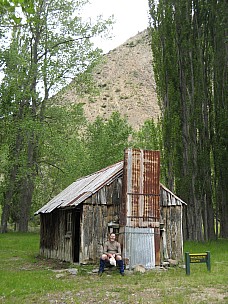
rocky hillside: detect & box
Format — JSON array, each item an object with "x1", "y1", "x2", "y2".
[{"x1": 53, "y1": 29, "x2": 160, "y2": 130}]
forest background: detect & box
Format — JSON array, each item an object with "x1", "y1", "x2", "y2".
[{"x1": 0, "y1": 0, "x2": 227, "y2": 241}]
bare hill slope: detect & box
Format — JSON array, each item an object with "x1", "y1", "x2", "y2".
[{"x1": 53, "y1": 29, "x2": 160, "y2": 130}]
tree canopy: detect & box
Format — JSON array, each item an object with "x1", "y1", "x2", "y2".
[{"x1": 0, "y1": 0, "x2": 112, "y2": 232}]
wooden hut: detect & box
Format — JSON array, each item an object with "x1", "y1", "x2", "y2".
[
  {"x1": 35, "y1": 161, "x2": 123, "y2": 264},
  {"x1": 35, "y1": 149, "x2": 186, "y2": 267}
]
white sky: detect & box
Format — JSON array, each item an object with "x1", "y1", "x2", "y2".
[{"x1": 82, "y1": 0, "x2": 150, "y2": 53}]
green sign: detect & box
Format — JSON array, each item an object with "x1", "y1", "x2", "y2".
[{"x1": 185, "y1": 251, "x2": 211, "y2": 275}]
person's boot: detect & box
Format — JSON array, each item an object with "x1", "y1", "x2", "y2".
[
  {"x1": 98, "y1": 258, "x2": 105, "y2": 276},
  {"x1": 117, "y1": 259, "x2": 124, "y2": 276}
]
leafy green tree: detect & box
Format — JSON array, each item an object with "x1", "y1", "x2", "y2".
[
  {"x1": 210, "y1": 0, "x2": 228, "y2": 238},
  {"x1": 84, "y1": 112, "x2": 132, "y2": 173},
  {"x1": 0, "y1": 0, "x2": 112, "y2": 232},
  {"x1": 131, "y1": 119, "x2": 162, "y2": 150},
  {"x1": 31, "y1": 104, "x2": 88, "y2": 214}
]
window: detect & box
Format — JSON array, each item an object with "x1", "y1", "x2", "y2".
[{"x1": 66, "y1": 212, "x2": 72, "y2": 233}]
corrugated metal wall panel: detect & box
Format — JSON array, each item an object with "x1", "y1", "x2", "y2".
[{"x1": 123, "y1": 227, "x2": 155, "y2": 269}]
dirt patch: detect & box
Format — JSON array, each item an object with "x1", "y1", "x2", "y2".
[
  {"x1": 36, "y1": 285, "x2": 228, "y2": 304},
  {"x1": 190, "y1": 287, "x2": 228, "y2": 303}
]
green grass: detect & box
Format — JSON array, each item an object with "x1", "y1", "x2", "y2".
[{"x1": 0, "y1": 233, "x2": 228, "y2": 303}]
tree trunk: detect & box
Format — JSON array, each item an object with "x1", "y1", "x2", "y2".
[
  {"x1": 0, "y1": 131, "x2": 22, "y2": 233},
  {"x1": 18, "y1": 176, "x2": 35, "y2": 232},
  {"x1": 18, "y1": 131, "x2": 37, "y2": 232},
  {"x1": 1, "y1": 195, "x2": 11, "y2": 233}
]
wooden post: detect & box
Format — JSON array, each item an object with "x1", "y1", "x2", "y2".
[
  {"x1": 185, "y1": 252, "x2": 190, "y2": 275},
  {"x1": 206, "y1": 251, "x2": 211, "y2": 272}
]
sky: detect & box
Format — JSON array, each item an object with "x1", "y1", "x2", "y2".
[{"x1": 82, "y1": 0, "x2": 150, "y2": 53}]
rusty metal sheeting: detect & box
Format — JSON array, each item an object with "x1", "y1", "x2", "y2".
[
  {"x1": 123, "y1": 227, "x2": 156, "y2": 269},
  {"x1": 35, "y1": 161, "x2": 123, "y2": 214},
  {"x1": 121, "y1": 148, "x2": 160, "y2": 227},
  {"x1": 160, "y1": 184, "x2": 187, "y2": 206}
]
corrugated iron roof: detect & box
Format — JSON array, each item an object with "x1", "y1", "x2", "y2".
[
  {"x1": 35, "y1": 161, "x2": 123, "y2": 214},
  {"x1": 35, "y1": 157, "x2": 187, "y2": 215}
]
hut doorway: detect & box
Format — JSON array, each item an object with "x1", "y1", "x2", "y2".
[{"x1": 73, "y1": 208, "x2": 81, "y2": 263}]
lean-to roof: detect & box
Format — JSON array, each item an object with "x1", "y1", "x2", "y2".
[{"x1": 35, "y1": 161, "x2": 123, "y2": 215}]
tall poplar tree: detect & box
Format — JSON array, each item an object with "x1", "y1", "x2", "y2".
[
  {"x1": 149, "y1": 0, "x2": 228, "y2": 240},
  {"x1": 210, "y1": 0, "x2": 228, "y2": 238}
]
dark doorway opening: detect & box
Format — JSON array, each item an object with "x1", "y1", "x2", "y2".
[{"x1": 73, "y1": 206, "x2": 81, "y2": 263}]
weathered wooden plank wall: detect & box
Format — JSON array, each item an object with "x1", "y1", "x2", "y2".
[
  {"x1": 80, "y1": 178, "x2": 122, "y2": 263},
  {"x1": 40, "y1": 211, "x2": 59, "y2": 259},
  {"x1": 161, "y1": 206, "x2": 183, "y2": 260},
  {"x1": 40, "y1": 210, "x2": 73, "y2": 262}
]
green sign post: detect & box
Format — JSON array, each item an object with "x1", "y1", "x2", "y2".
[{"x1": 185, "y1": 251, "x2": 211, "y2": 275}]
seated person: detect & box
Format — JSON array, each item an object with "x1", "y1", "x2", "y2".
[{"x1": 98, "y1": 233, "x2": 124, "y2": 276}]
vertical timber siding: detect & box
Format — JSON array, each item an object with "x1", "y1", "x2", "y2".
[
  {"x1": 161, "y1": 206, "x2": 184, "y2": 260},
  {"x1": 80, "y1": 178, "x2": 122, "y2": 263},
  {"x1": 40, "y1": 210, "x2": 73, "y2": 262},
  {"x1": 160, "y1": 184, "x2": 185, "y2": 261}
]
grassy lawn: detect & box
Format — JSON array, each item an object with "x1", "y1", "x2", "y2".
[{"x1": 0, "y1": 233, "x2": 227, "y2": 303}]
